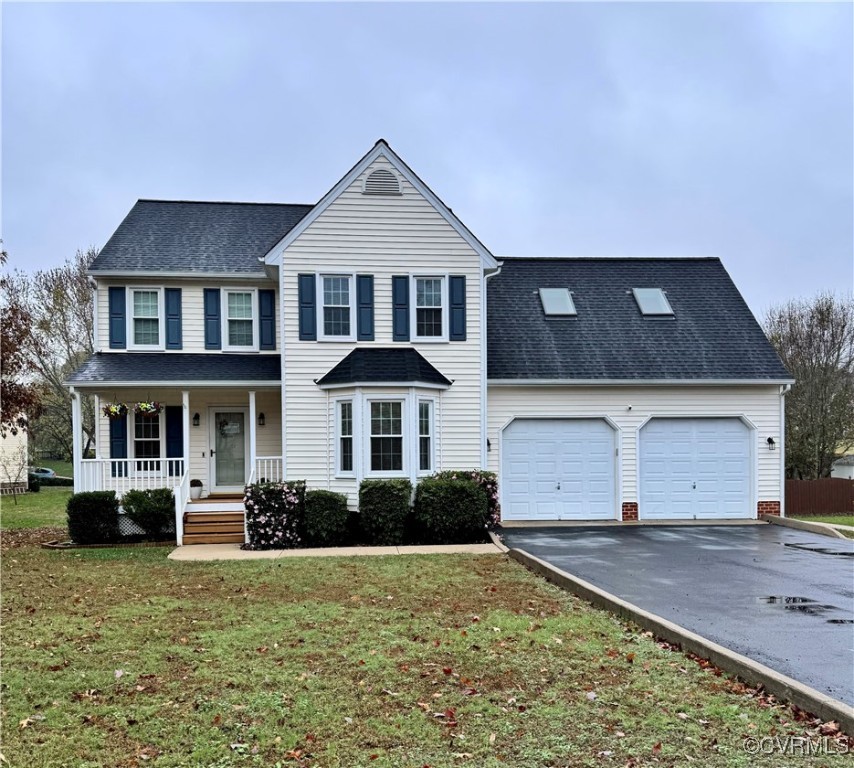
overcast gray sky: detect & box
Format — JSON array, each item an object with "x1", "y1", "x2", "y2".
[{"x1": 3, "y1": 1, "x2": 852, "y2": 316}]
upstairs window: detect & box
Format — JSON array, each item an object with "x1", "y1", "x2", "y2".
[
  {"x1": 223, "y1": 290, "x2": 257, "y2": 350},
  {"x1": 321, "y1": 275, "x2": 353, "y2": 339},
  {"x1": 539, "y1": 288, "x2": 577, "y2": 316},
  {"x1": 414, "y1": 276, "x2": 445, "y2": 340},
  {"x1": 129, "y1": 288, "x2": 163, "y2": 348},
  {"x1": 632, "y1": 288, "x2": 674, "y2": 316}
]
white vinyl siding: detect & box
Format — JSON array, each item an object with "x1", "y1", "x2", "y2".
[
  {"x1": 487, "y1": 384, "x2": 784, "y2": 508},
  {"x1": 95, "y1": 281, "x2": 280, "y2": 354},
  {"x1": 282, "y1": 156, "x2": 484, "y2": 505}
]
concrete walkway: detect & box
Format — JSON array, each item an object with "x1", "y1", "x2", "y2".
[{"x1": 168, "y1": 542, "x2": 503, "y2": 561}]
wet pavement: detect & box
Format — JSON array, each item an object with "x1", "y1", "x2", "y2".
[{"x1": 501, "y1": 524, "x2": 854, "y2": 706}]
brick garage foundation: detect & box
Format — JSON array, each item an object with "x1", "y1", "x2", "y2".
[
  {"x1": 621, "y1": 502, "x2": 639, "y2": 522},
  {"x1": 757, "y1": 501, "x2": 781, "y2": 516}
]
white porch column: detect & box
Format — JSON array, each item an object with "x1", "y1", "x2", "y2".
[
  {"x1": 71, "y1": 388, "x2": 82, "y2": 493},
  {"x1": 248, "y1": 390, "x2": 257, "y2": 482},
  {"x1": 93, "y1": 394, "x2": 101, "y2": 459},
  {"x1": 182, "y1": 390, "x2": 190, "y2": 476}
]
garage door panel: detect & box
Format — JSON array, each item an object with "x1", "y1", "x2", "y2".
[
  {"x1": 502, "y1": 419, "x2": 616, "y2": 521},
  {"x1": 640, "y1": 418, "x2": 751, "y2": 520}
]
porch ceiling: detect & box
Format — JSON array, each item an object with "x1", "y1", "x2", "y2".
[{"x1": 66, "y1": 352, "x2": 281, "y2": 388}]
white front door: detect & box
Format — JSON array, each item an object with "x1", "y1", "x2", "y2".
[
  {"x1": 639, "y1": 417, "x2": 751, "y2": 520},
  {"x1": 209, "y1": 409, "x2": 249, "y2": 493},
  {"x1": 502, "y1": 418, "x2": 616, "y2": 521}
]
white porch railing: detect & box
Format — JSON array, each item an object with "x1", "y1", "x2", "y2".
[
  {"x1": 79, "y1": 458, "x2": 186, "y2": 495},
  {"x1": 174, "y1": 470, "x2": 189, "y2": 546},
  {"x1": 255, "y1": 456, "x2": 284, "y2": 483}
]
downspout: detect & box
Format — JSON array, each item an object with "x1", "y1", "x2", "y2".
[
  {"x1": 481, "y1": 264, "x2": 502, "y2": 468},
  {"x1": 780, "y1": 383, "x2": 791, "y2": 517}
]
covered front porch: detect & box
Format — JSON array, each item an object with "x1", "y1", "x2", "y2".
[{"x1": 67, "y1": 352, "x2": 284, "y2": 545}]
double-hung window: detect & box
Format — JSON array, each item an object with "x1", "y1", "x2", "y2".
[
  {"x1": 414, "y1": 277, "x2": 445, "y2": 340},
  {"x1": 133, "y1": 412, "x2": 161, "y2": 472},
  {"x1": 418, "y1": 400, "x2": 433, "y2": 472},
  {"x1": 370, "y1": 401, "x2": 403, "y2": 472},
  {"x1": 338, "y1": 401, "x2": 354, "y2": 474},
  {"x1": 321, "y1": 275, "x2": 353, "y2": 339},
  {"x1": 129, "y1": 288, "x2": 163, "y2": 348},
  {"x1": 223, "y1": 290, "x2": 257, "y2": 350}
]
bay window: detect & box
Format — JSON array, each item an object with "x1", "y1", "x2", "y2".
[
  {"x1": 370, "y1": 401, "x2": 403, "y2": 472},
  {"x1": 339, "y1": 400, "x2": 353, "y2": 474},
  {"x1": 418, "y1": 400, "x2": 433, "y2": 472}
]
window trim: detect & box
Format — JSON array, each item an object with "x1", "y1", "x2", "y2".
[
  {"x1": 126, "y1": 287, "x2": 165, "y2": 350},
  {"x1": 364, "y1": 397, "x2": 407, "y2": 478},
  {"x1": 317, "y1": 273, "x2": 356, "y2": 341},
  {"x1": 632, "y1": 287, "x2": 674, "y2": 317},
  {"x1": 335, "y1": 398, "x2": 355, "y2": 478},
  {"x1": 417, "y1": 398, "x2": 435, "y2": 475},
  {"x1": 221, "y1": 288, "x2": 259, "y2": 351},
  {"x1": 410, "y1": 274, "x2": 449, "y2": 343},
  {"x1": 129, "y1": 410, "x2": 165, "y2": 475}
]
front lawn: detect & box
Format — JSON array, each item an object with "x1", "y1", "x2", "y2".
[
  {"x1": 1, "y1": 486, "x2": 71, "y2": 529},
  {"x1": 792, "y1": 514, "x2": 854, "y2": 528},
  {"x1": 2, "y1": 548, "x2": 845, "y2": 767}
]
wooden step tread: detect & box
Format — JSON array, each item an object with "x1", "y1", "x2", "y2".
[
  {"x1": 185, "y1": 512, "x2": 244, "y2": 523},
  {"x1": 184, "y1": 523, "x2": 245, "y2": 534},
  {"x1": 183, "y1": 533, "x2": 245, "y2": 545}
]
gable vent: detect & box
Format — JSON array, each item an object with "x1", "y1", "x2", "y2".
[{"x1": 363, "y1": 168, "x2": 402, "y2": 196}]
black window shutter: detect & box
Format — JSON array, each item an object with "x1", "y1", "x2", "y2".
[
  {"x1": 204, "y1": 288, "x2": 221, "y2": 349},
  {"x1": 108, "y1": 287, "x2": 126, "y2": 349},
  {"x1": 165, "y1": 405, "x2": 183, "y2": 475},
  {"x1": 392, "y1": 276, "x2": 409, "y2": 342},
  {"x1": 356, "y1": 275, "x2": 374, "y2": 341},
  {"x1": 298, "y1": 274, "x2": 317, "y2": 341},
  {"x1": 165, "y1": 288, "x2": 182, "y2": 349},
  {"x1": 259, "y1": 289, "x2": 276, "y2": 350},
  {"x1": 109, "y1": 416, "x2": 128, "y2": 477},
  {"x1": 449, "y1": 275, "x2": 466, "y2": 341}
]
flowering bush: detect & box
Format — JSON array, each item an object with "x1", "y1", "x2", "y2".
[
  {"x1": 432, "y1": 470, "x2": 500, "y2": 528},
  {"x1": 242, "y1": 480, "x2": 306, "y2": 550},
  {"x1": 102, "y1": 402, "x2": 128, "y2": 420},
  {"x1": 134, "y1": 401, "x2": 162, "y2": 417}
]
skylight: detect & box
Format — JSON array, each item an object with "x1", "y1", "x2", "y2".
[
  {"x1": 633, "y1": 288, "x2": 673, "y2": 316},
  {"x1": 539, "y1": 288, "x2": 577, "y2": 316}
]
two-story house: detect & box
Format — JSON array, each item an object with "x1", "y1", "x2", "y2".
[{"x1": 67, "y1": 140, "x2": 792, "y2": 544}]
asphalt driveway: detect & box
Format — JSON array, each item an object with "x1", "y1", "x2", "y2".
[{"x1": 501, "y1": 524, "x2": 854, "y2": 706}]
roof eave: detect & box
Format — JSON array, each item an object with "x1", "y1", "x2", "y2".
[
  {"x1": 487, "y1": 378, "x2": 795, "y2": 386},
  {"x1": 316, "y1": 379, "x2": 451, "y2": 391}
]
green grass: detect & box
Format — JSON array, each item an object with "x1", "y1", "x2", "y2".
[
  {"x1": 792, "y1": 514, "x2": 854, "y2": 528},
  {"x1": 39, "y1": 459, "x2": 74, "y2": 478},
  {"x1": 1, "y1": 486, "x2": 71, "y2": 529},
  {"x1": 2, "y1": 548, "x2": 844, "y2": 767}
]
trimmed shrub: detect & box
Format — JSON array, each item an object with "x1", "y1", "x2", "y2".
[
  {"x1": 433, "y1": 470, "x2": 500, "y2": 527},
  {"x1": 39, "y1": 476, "x2": 74, "y2": 487},
  {"x1": 303, "y1": 490, "x2": 350, "y2": 547},
  {"x1": 67, "y1": 491, "x2": 120, "y2": 544},
  {"x1": 122, "y1": 488, "x2": 174, "y2": 539},
  {"x1": 413, "y1": 477, "x2": 489, "y2": 544},
  {"x1": 358, "y1": 479, "x2": 412, "y2": 546},
  {"x1": 243, "y1": 481, "x2": 305, "y2": 550},
  {"x1": 27, "y1": 474, "x2": 41, "y2": 493}
]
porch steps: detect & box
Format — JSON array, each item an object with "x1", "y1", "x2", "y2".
[
  {"x1": 183, "y1": 510, "x2": 245, "y2": 545},
  {"x1": 187, "y1": 495, "x2": 245, "y2": 514}
]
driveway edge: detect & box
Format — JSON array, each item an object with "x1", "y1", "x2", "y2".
[
  {"x1": 761, "y1": 514, "x2": 847, "y2": 539},
  {"x1": 509, "y1": 547, "x2": 854, "y2": 735}
]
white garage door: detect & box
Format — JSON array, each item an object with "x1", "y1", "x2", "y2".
[
  {"x1": 639, "y1": 418, "x2": 751, "y2": 520},
  {"x1": 502, "y1": 419, "x2": 616, "y2": 521}
]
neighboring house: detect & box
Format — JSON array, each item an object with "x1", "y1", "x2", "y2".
[
  {"x1": 831, "y1": 454, "x2": 854, "y2": 480},
  {"x1": 66, "y1": 140, "x2": 793, "y2": 543},
  {"x1": 0, "y1": 427, "x2": 29, "y2": 493}
]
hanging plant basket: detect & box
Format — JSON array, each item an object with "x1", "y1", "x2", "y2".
[
  {"x1": 102, "y1": 402, "x2": 128, "y2": 420},
  {"x1": 134, "y1": 401, "x2": 162, "y2": 418}
]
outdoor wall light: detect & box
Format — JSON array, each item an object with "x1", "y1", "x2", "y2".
[
  {"x1": 258, "y1": 413, "x2": 266, "y2": 427},
  {"x1": 192, "y1": 413, "x2": 200, "y2": 427},
  {"x1": 767, "y1": 437, "x2": 776, "y2": 451}
]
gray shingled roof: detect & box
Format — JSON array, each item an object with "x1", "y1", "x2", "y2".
[
  {"x1": 317, "y1": 348, "x2": 451, "y2": 388},
  {"x1": 67, "y1": 353, "x2": 281, "y2": 384},
  {"x1": 487, "y1": 258, "x2": 791, "y2": 381},
  {"x1": 90, "y1": 200, "x2": 314, "y2": 274}
]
